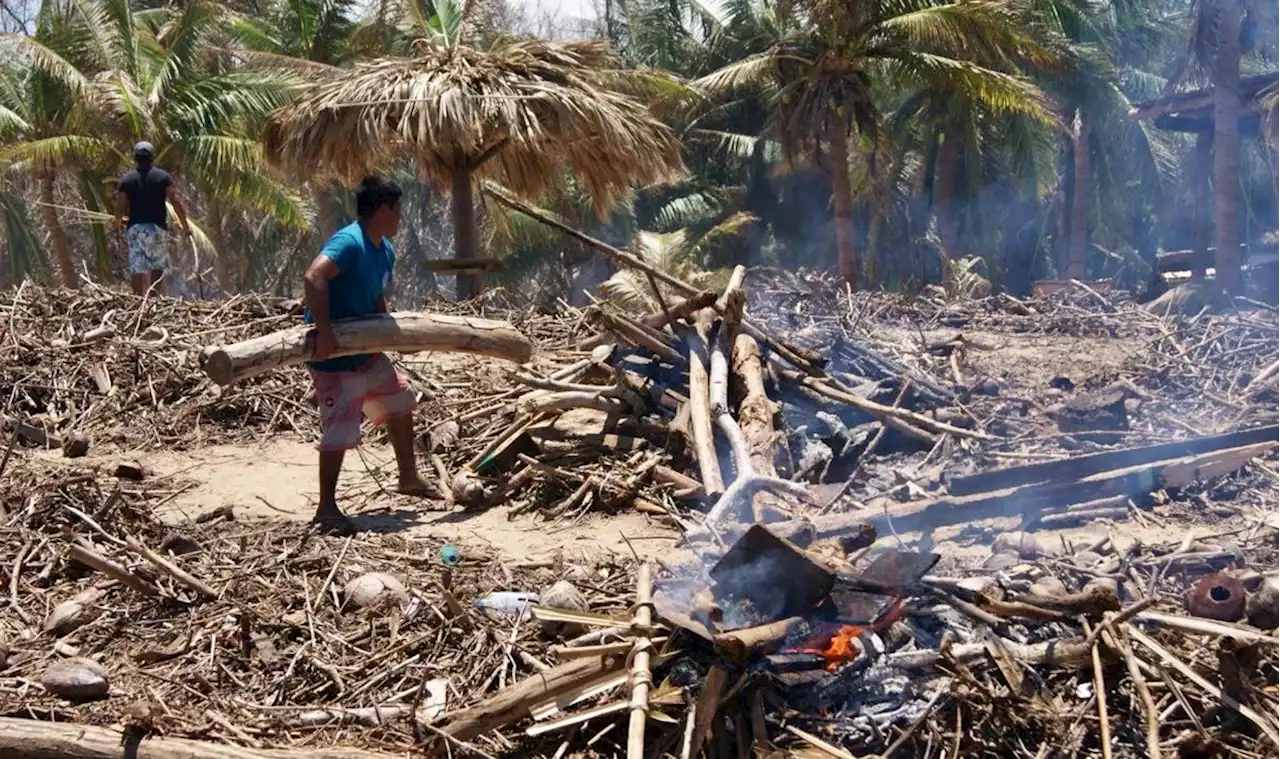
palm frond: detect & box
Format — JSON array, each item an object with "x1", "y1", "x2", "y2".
[
  {"x1": 0, "y1": 133, "x2": 114, "y2": 167},
  {"x1": 0, "y1": 33, "x2": 91, "y2": 96},
  {"x1": 694, "y1": 51, "x2": 777, "y2": 93}
]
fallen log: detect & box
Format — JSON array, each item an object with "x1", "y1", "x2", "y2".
[
  {"x1": 201, "y1": 312, "x2": 533, "y2": 386},
  {"x1": 710, "y1": 267, "x2": 752, "y2": 494},
  {"x1": 0, "y1": 716, "x2": 400, "y2": 759}
]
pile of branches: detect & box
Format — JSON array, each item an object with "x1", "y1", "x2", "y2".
[
  {"x1": 0, "y1": 458, "x2": 643, "y2": 756},
  {"x1": 0, "y1": 281, "x2": 579, "y2": 454},
  {"x1": 0, "y1": 456, "x2": 1275, "y2": 759}
]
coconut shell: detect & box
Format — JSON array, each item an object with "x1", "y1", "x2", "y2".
[
  {"x1": 982, "y1": 552, "x2": 1022, "y2": 570},
  {"x1": 1084, "y1": 577, "x2": 1120, "y2": 597},
  {"x1": 1029, "y1": 575, "x2": 1068, "y2": 598},
  {"x1": 42, "y1": 657, "x2": 109, "y2": 701},
  {"x1": 343, "y1": 572, "x2": 409, "y2": 611},
  {"x1": 1247, "y1": 576, "x2": 1279, "y2": 630},
  {"x1": 992, "y1": 532, "x2": 1038, "y2": 560},
  {"x1": 539, "y1": 580, "x2": 588, "y2": 638},
  {"x1": 44, "y1": 589, "x2": 104, "y2": 637}
]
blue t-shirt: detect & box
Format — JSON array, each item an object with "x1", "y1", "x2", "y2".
[{"x1": 304, "y1": 221, "x2": 395, "y2": 373}]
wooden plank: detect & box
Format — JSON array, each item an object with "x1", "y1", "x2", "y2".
[{"x1": 946, "y1": 425, "x2": 1278, "y2": 497}]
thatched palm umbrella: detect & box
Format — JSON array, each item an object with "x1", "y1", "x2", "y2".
[{"x1": 263, "y1": 37, "x2": 684, "y2": 298}]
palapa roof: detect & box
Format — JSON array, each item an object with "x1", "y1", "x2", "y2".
[
  {"x1": 1130, "y1": 73, "x2": 1278, "y2": 134},
  {"x1": 263, "y1": 39, "x2": 684, "y2": 213}
]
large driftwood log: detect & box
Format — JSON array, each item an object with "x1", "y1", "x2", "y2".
[
  {"x1": 0, "y1": 716, "x2": 401, "y2": 759},
  {"x1": 201, "y1": 312, "x2": 533, "y2": 386}
]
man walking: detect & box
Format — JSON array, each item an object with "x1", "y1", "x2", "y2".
[
  {"x1": 304, "y1": 175, "x2": 429, "y2": 533},
  {"x1": 114, "y1": 141, "x2": 192, "y2": 296}
]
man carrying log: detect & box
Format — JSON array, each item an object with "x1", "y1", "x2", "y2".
[
  {"x1": 303, "y1": 175, "x2": 429, "y2": 533},
  {"x1": 113, "y1": 141, "x2": 193, "y2": 296}
]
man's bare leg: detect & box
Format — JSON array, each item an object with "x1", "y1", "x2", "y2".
[
  {"x1": 316, "y1": 448, "x2": 355, "y2": 533},
  {"x1": 149, "y1": 269, "x2": 164, "y2": 296},
  {"x1": 387, "y1": 414, "x2": 430, "y2": 496},
  {"x1": 130, "y1": 273, "x2": 147, "y2": 296}
]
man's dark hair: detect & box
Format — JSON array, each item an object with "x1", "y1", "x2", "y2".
[{"x1": 355, "y1": 175, "x2": 402, "y2": 219}]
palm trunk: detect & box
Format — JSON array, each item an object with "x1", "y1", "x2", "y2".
[
  {"x1": 936, "y1": 133, "x2": 959, "y2": 270},
  {"x1": 1189, "y1": 131, "x2": 1212, "y2": 279},
  {"x1": 314, "y1": 185, "x2": 338, "y2": 242},
  {"x1": 206, "y1": 200, "x2": 234, "y2": 293},
  {"x1": 451, "y1": 165, "x2": 479, "y2": 300},
  {"x1": 39, "y1": 173, "x2": 77, "y2": 289},
  {"x1": 828, "y1": 125, "x2": 858, "y2": 289},
  {"x1": 867, "y1": 209, "x2": 882, "y2": 289},
  {"x1": 1212, "y1": 0, "x2": 1243, "y2": 295},
  {"x1": 1066, "y1": 112, "x2": 1092, "y2": 280}
]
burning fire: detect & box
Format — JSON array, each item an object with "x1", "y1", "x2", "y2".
[{"x1": 787, "y1": 598, "x2": 908, "y2": 672}]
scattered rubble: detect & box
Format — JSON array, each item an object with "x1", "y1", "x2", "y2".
[{"x1": 0, "y1": 267, "x2": 1276, "y2": 759}]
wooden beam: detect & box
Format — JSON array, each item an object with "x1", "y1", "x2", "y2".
[{"x1": 946, "y1": 425, "x2": 1278, "y2": 496}]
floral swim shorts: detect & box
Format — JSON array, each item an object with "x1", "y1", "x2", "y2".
[
  {"x1": 127, "y1": 223, "x2": 170, "y2": 274},
  {"x1": 308, "y1": 354, "x2": 416, "y2": 451}
]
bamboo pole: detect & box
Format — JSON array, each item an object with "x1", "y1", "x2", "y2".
[{"x1": 627, "y1": 563, "x2": 654, "y2": 759}]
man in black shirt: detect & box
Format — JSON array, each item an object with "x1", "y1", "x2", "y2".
[{"x1": 114, "y1": 141, "x2": 193, "y2": 296}]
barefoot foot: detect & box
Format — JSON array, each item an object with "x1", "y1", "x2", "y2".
[{"x1": 312, "y1": 504, "x2": 357, "y2": 535}]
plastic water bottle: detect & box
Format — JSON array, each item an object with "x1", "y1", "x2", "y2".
[
  {"x1": 475, "y1": 592, "x2": 540, "y2": 620},
  {"x1": 439, "y1": 543, "x2": 461, "y2": 567}
]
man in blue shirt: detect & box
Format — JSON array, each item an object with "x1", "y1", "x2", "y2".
[{"x1": 304, "y1": 175, "x2": 428, "y2": 533}]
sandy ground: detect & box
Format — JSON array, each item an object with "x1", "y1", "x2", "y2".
[{"x1": 136, "y1": 439, "x2": 684, "y2": 564}]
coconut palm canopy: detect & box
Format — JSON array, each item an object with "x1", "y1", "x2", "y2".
[{"x1": 262, "y1": 37, "x2": 685, "y2": 215}]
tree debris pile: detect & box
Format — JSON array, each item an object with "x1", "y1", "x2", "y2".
[
  {"x1": 0, "y1": 459, "x2": 1275, "y2": 759},
  {"x1": 0, "y1": 282, "x2": 572, "y2": 454}
]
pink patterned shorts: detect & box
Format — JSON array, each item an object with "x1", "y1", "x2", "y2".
[{"x1": 309, "y1": 354, "x2": 415, "y2": 451}]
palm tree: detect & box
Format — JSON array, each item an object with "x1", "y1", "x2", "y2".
[
  {"x1": 6, "y1": 0, "x2": 307, "y2": 293},
  {"x1": 1148, "y1": 0, "x2": 1276, "y2": 294},
  {"x1": 696, "y1": 0, "x2": 1056, "y2": 289},
  {"x1": 890, "y1": 80, "x2": 1058, "y2": 269},
  {"x1": 234, "y1": 0, "x2": 359, "y2": 243},
  {"x1": 1, "y1": 9, "x2": 117, "y2": 288},
  {"x1": 1209, "y1": 0, "x2": 1243, "y2": 294},
  {"x1": 263, "y1": 0, "x2": 684, "y2": 299}
]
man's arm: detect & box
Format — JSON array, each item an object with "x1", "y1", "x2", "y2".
[
  {"x1": 304, "y1": 254, "x2": 341, "y2": 360},
  {"x1": 113, "y1": 191, "x2": 129, "y2": 231},
  {"x1": 165, "y1": 185, "x2": 192, "y2": 236}
]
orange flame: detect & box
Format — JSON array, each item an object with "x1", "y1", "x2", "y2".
[{"x1": 784, "y1": 597, "x2": 908, "y2": 672}]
